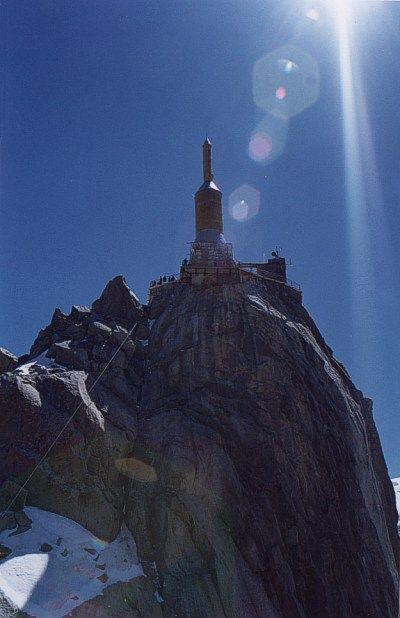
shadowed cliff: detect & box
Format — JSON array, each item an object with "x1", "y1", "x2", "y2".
[
  {"x1": 128, "y1": 278, "x2": 399, "y2": 617},
  {"x1": 0, "y1": 275, "x2": 398, "y2": 617}
]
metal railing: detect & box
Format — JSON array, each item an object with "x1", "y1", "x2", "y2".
[
  {"x1": 237, "y1": 265, "x2": 301, "y2": 292},
  {"x1": 148, "y1": 265, "x2": 301, "y2": 294}
]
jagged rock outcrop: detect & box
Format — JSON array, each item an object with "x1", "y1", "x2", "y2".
[
  {"x1": 0, "y1": 275, "x2": 398, "y2": 617},
  {"x1": 0, "y1": 276, "x2": 147, "y2": 541},
  {"x1": 0, "y1": 349, "x2": 17, "y2": 375}
]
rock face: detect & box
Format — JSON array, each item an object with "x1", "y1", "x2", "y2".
[
  {"x1": 0, "y1": 348, "x2": 17, "y2": 375},
  {"x1": 0, "y1": 276, "x2": 147, "y2": 541},
  {"x1": 129, "y1": 280, "x2": 399, "y2": 617},
  {"x1": 0, "y1": 275, "x2": 398, "y2": 617}
]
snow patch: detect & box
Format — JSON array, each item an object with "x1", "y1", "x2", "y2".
[
  {"x1": 15, "y1": 351, "x2": 62, "y2": 375},
  {"x1": 0, "y1": 554, "x2": 49, "y2": 611},
  {"x1": 0, "y1": 507, "x2": 143, "y2": 618},
  {"x1": 248, "y1": 295, "x2": 270, "y2": 314}
]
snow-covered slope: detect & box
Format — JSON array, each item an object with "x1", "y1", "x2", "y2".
[{"x1": 0, "y1": 507, "x2": 143, "y2": 617}]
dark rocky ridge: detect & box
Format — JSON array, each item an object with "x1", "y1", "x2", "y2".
[
  {"x1": 0, "y1": 275, "x2": 398, "y2": 617},
  {"x1": 0, "y1": 276, "x2": 147, "y2": 542}
]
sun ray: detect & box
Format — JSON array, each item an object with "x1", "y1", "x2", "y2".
[{"x1": 334, "y1": 2, "x2": 385, "y2": 374}]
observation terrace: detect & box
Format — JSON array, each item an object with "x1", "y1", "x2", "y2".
[{"x1": 148, "y1": 252, "x2": 302, "y2": 305}]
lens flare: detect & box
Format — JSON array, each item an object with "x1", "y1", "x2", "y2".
[
  {"x1": 306, "y1": 8, "x2": 320, "y2": 22},
  {"x1": 334, "y1": 0, "x2": 390, "y2": 374},
  {"x1": 253, "y1": 44, "x2": 319, "y2": 119},
  {"x1": 248, "y1": 132, "x2": 273, "y2": 162},
  {"x1": 91, "y1": 537, "x2": 108, "y2": 552},
  {"x1": 115, "y1": 457, "x2": 158, "y2": 482},
  {"x1": 248, "y1": 115, "x2": 288, "y2": 165},
  {"x1": 278, "y1": 59, "x2": 299, "y2": 74},
  {"x1": 233, "y1": 200, "x2": 249, "y2": 221},
  {"x1": 229, "y1": 185, "x2": 260, "y2": 222},
  {"x1": 275, "y1": 86, "x2": 287, "y2": 100}
]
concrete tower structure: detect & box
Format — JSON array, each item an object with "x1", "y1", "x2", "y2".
[
  {"x1": 149, "y1": 139, "x2": 300, "y2": 300},
  {"x1": 194, "y1": 139, "x2": 224, "y2": 243},
  {"x1": 189, "y1": 139, "x2": 234, "y2": 269}
]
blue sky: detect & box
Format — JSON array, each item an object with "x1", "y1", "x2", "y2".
[{"x1": 1, "y1": 0, "x2": 399, "y2": 476}]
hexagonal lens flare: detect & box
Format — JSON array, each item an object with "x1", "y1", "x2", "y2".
[
  {"x1": 253, "y1": 44, "x2": 319, "y2": 119},
  {"x1": 228, "y1": 185, "x2": 260, "y2": 222}
]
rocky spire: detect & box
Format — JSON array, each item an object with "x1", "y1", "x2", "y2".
[{"x1": 202, "y1": 137, "x2": 213, "y2": 182}]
